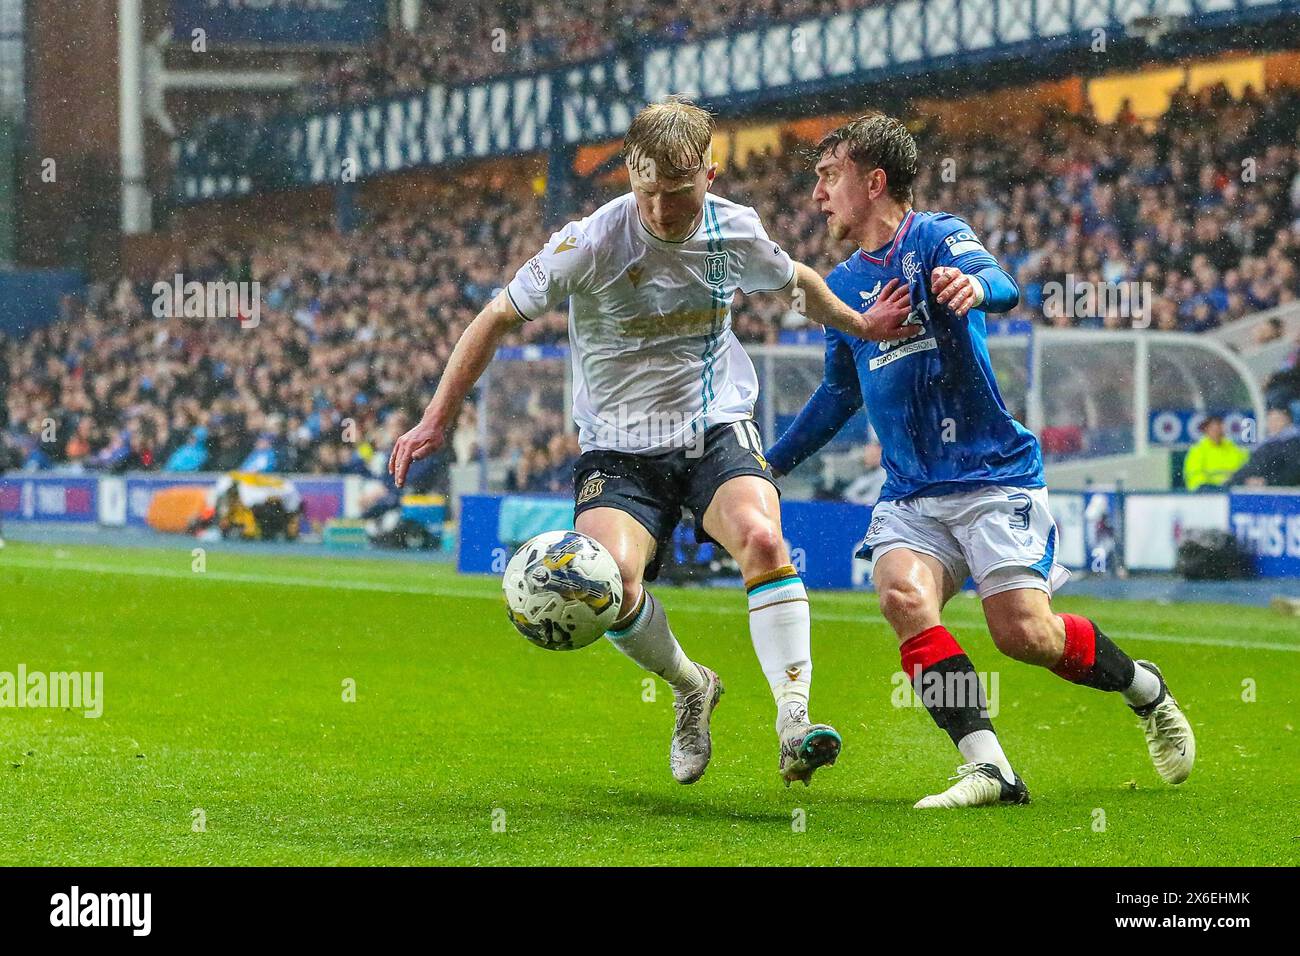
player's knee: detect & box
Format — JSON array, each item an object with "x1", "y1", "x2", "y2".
[
  {"x1": 989, "y1": 615, "x2": 1058, "y2": 665},
  {"x1": 738, "y1": 520, "x2": 785, "y2": 567},
  {"x1": 615, "y1": 561, "x2": 644, "y2": 600},
  {"x1": 607, "y1": 553, "x2": 644, "y2": 609},
  {"x1": 877, "y1": 581, "x2": 932, "y2": 631}
]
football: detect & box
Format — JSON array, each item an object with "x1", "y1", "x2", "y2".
[{"x1": 502, "y1": 530, "x2": 624, "y2": 650}]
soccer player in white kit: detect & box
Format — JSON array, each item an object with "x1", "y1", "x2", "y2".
[{"x1": 390, "y1": 97, "x2": 914, "y2": 786}]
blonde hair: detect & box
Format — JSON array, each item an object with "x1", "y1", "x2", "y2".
[{"x1": 621, "y1": 95, "x2": 714, "y2": 183}]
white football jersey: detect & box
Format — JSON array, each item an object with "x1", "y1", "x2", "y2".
[{"x1": 506, "y1": 192, "x2": 795, "y2": 454}]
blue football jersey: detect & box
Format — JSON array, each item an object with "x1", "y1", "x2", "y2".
[{"x1": 821, "y1": 210, "x2": 1044, "y2": 501}]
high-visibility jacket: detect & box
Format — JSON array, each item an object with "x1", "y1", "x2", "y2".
[{"x1": 1184, "y1": 437, "x2": 1249, "y2": 491}]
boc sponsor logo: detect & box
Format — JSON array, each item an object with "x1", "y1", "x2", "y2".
[{"x1": 944, "y1": 231, "x2": 985, "y2": 256}]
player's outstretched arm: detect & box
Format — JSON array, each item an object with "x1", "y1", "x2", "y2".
[
  {"x1": 767, "y1": 380, "x2": 862, "y2": 479},
  {"x1": 388, "y1": 290, "x2": 523, "y2": 488},
  {"x1": 786, "y1": 263, "x2": 913, "y2": 341}
]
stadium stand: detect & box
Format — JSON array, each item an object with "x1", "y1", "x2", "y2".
[
  {"x1": 299, "y1": 0, "x2": 874, "y2": 108},
  {"x1": 5, "y1": 81, "x2": 1300, "y2": 484}
]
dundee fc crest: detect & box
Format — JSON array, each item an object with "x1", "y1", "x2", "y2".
[{"x1": 705, "y1": 252, "x2": 728, "y2": 286}]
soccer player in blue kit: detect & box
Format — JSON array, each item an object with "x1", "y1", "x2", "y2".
[{"x1": 767, "y1": 115, "x2": 1196, "y2": 807}]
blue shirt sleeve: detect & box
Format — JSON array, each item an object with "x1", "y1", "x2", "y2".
[
  {"x1": 928, "y1": 215, "x2": 1020, "y2": 313},
  {"x1": 967, "y1": 266, "x2": 1019, "y2": 312},
  {"x1": 766, "y1": 328, "x2": 864, "y2": 475}
]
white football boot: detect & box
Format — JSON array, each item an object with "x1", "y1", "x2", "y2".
[
  {"x1": 1131, "y1": 660, "x2": 1195, "y2": 784},
  {"x1": 669, "y1": 665, "x2": 723, "y2": 784},
  {"x1": 914, "y1": 762, "x2": 1031, "y2": 809},
  {"x1": 777, "y1": 702, "x2": 842, "y2": 787}
]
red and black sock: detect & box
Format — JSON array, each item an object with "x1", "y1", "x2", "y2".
[
  {"x1": 899, "y1": 625, "x2": 994, "y2": 746},
  {"x1": 1052, "y1": 613, "x2": 1136, "y2": 692}
]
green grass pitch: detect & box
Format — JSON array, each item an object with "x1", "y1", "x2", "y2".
[{"x1": 0, "y1": 539, "x2": 1295, "y2": 866}]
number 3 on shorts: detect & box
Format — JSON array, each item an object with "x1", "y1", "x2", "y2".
[{"x1": 1007, "y1": 493, "x2": 1032, "y2": 531}]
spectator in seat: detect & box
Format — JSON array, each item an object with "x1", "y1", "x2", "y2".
[
  {"x1": 1232, "y1": 406, "x2": 1300, "y2": 488},
  {"x1": 1252, "y1": 316, "x2": 1285, "y2": 347},
  {"x1": 1183, "y1": 414, "x2": 1249, "y2": 491},
  {"x1": 533, "y1": 432, "x2": 580, "y2": 494},
  {"x1": 1263, "y1": 327, "x2": 1300, "y2": 413},
  {"x1": 240, "y1": 433, "x2": 279, "y2": 474},
  {"x1": 165, "y1": 426, "x2": 209, "y2": 472},
  {"x1": 841, "y1": 442, "x2": 887, "y2": 506}
]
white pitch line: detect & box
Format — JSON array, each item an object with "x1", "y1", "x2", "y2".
[
  {"x1": 2, "y1": 556, "x2": 1298, "y2": 654},
  {"x1": 0, "y1": 557, "x2": 467, "y2": 598}
]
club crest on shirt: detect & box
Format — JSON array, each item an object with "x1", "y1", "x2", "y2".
[
  {"x1": 901, "y1": 250, "x2": 921, "y2": 283},
  {"x1": 705, "y1": 252, "x2": 728, "y2": 287},
  {"x1": 577, "y1": 474, "x2": 606, "y2": 504}
]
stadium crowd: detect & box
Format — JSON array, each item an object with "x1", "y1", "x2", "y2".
[
  {"x1": 301, "y1": 0, "x2": 867, "y2": 108},
  {"x1": 4, "y1": 82, "x2": 1300, "y2": 487}
]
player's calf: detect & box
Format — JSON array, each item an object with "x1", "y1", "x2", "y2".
[
  {"x1": 984, "y1": 612, "x2": 1065, "y2": 668},
  {"x1": 985, "y1": 592, "x2": 1195, "y2": 784},
  {"x1": 985, "y1": 591, "x2": 1159, "y2": 700},
  {"x1": 745, "y1": 564, "x2": 812, "y2": 713},
  {"x1": 606, "y1": 589, "x2": 709, "y2": 696},
  {"x1": 582, "y1": 507, "x2": 707, "y2": 695}
]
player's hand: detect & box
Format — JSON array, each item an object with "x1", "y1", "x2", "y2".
[
  {"x1": 931, "y1": 267, "x2": 984, "y2": 318},
  {"x1": 854, "y1": 278, "x2": 914, "y2": 341},
  {"x1": 388, "y1": 418, "x2": 446, "y2": 489}
]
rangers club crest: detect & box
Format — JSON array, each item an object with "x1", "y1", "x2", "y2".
[
  {"x1": 705, "y1": 252, "x2": 728, "y2": 287},
  {"x1": 901, "y1": 250, "x2": 921, "y2": 283}
]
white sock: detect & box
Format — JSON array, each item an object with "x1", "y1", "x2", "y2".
[
  {"x1": 605, "y1": 590, "x2": 704, "y2": 694},
  {"x1": 1122, "y1": 662, "x2": 1162, "y2": 708},
  {"x1": 746, "y1": 566, "x2": 812, "y2": 724},
  {"x1": 956, "y1": 729, "x2": 1015, "y2": 782},
  {"x1": 776, "y1": 698, "x2": 810, "y2": 732}
]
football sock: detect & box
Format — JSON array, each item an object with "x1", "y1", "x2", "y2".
[
  {"x1": 1052, "y1": 614, "x2": 1160, "y2": 707},
  {"x1": 745, "y1": 565, "x2": 812, "y2": 720},
  {"x1": 606, "y1": 590, "x2": 705, "y2": 694},
  {"x1": 776, "y1": 698, "x2": 810, "y2": 732},
  {"x1": 901, "y1": 626, "x2": 1015, "y2": 781},
  {"x1": 956, "y1": 730, "x2": 1015, "y2": 782}
]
